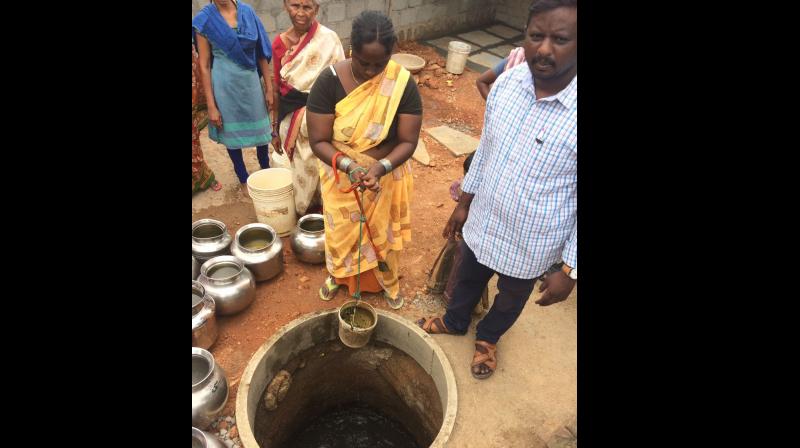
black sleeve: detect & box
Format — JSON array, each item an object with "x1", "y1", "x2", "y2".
[
  {"x1": 306, "y1": 67, "x2": 339, "y2": 114},
  {"x1": 397, "y1": 79, "x2": 423, "y2": 115}
]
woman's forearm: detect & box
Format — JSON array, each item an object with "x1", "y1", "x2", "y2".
[
  {"x1": 310, "y1": 140, "x2": 342, "y2": 168},
  {"x1": 383, "y1": 141, "x2": 416, "y2": 168},
  {"x1": 199, "y1": 67, "x2": 216, "y2": 110}
]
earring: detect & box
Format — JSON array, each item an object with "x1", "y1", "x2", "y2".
[{"x1": 348, "y1": 45, "x2": 352, "y2": 58}]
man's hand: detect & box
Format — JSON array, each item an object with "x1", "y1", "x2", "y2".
[
  {"x1": 443, "y1": 193, "x2": 473, "y2": 239},
  {"x1": 535, "y1": 270, "x2": 575, "y2": 306},
  {"x1": 443, "y1": 204, "x2": 469, "y2": 239}
]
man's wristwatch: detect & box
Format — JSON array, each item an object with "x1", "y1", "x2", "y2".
[{"x1": 561, "y1": 264, "x2": 577, "y2": 280}]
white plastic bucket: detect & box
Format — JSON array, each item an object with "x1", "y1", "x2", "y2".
[
  {"x1": 246, "y1": 168, "x2": 297, "y2": 237},
  {"x1": 268, "y1": 143, "x2": 291, "y2": 170},
  {"x1": 446, "y1": 41, "x2": 471, "y2": 75}
]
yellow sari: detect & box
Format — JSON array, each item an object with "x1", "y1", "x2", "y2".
[{"x1": 319, "y1": 60, "x2": 414, "y2": 300}]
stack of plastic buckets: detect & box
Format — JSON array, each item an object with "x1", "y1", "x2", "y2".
[{"x1": 246, "y1": 168, "x2": 297, "y2": 237}]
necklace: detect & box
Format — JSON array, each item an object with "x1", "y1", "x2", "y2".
[{"x1": 349, "y1": 60, "x2": 363, "y2": 85}]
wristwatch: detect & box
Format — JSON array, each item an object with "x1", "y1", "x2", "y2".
[{"x1": 561, "y1": 263, "x2": 577, "y2": 280}]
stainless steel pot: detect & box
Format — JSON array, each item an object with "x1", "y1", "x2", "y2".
[
  {"x1": 192, "y1": 427, "x2": 226, "y2": 448},
  {"x1": 197, "y1": 256, "x2": 256, "y2": 316},
  {"x1": 192, "y1": 281, "x2": 218, "y2": 349},
  {"x1": 231, "y1": 223, "x2": 284, "y2": 282},
  {"x1": 193, "y1": 255, "x2": 201, "y2": 280},
  {"x1": 290, "y1": 214, "x2": 326, "y2": 264},
  {"x1": 192, "y1": 347, "x2": 228, "y2": 430},
  {"x1": 192, "y1": 219, "x2": 232, "y2": 263}
]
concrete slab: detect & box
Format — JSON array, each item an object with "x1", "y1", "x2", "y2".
[
  {"x1": 426, "y1": 126, "x2": 480, "y2": 156},
  {"x1": 412, "y1": 139, "x2": 431, "y2": 165},
  {"x1": 488, "y1": 44, "x2": 517, "y2": 58},
  {"x1": 456, "y1": 30, "x2": 504, "y2": 47},
  {"x1": 467, "y1": 51, "x2": 503, "y2": 71},
  {"x1": 434, "y1": 278, "x2": 578, "y2": 447},
  {"x1": 426, "y1": 36, "x2": 462, "y2": 52},
  {"x1": 485, "y1": 24, "x2": 523, "y2": 39}
]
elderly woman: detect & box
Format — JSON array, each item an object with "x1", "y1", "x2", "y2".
[
  {"x1": 271, "y1": 0, "x2": 345, "y2": 215},
  {"x1": 306, "y1": 11, "x2": 422, "y2": 309},
  {"x1": 193, "y1": 0, "x2": 274, "y2": 195}
]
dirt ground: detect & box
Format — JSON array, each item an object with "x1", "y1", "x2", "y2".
[
  {"x1": 193, "y1": 41, "x2": 487, "y2": 409},
  {"x1": 193, "y1": 41, "x2": 576, "y2": 447}
]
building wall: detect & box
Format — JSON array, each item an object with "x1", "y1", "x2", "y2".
[
  {"x1": 493, "y1": 0, "x2": 530, "y2": 31},
  {"x1": 192, "y1": 0, "x2": 499, "y2": 46}
]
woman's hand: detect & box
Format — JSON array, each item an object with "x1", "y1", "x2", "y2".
[
  {"x1": 347, "y1": 163, "x2": 368, "y2": 184},
  {"x1": 209, "y1": 106, "x2": 223, "y2": 129},
  {"x1": 271, "y1": 123, "x2": 283, "y2": 154},
  {"x1": 265, "y1": 91, "x2": 274, "y2": 113},
  {"x1": 361, "y1": 163, "x2": 385, "y2": 192}
]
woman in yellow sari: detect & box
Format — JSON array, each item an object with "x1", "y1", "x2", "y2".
[{"x1": 306, "y1": 11, "x2": 422, "y2": 309}]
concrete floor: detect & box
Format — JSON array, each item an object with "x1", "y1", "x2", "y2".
[
  {"x1": 436, "y1": 275, "x2": 577, "y2": 447},
  {"x1": 422, "y1": 22, "x2": 526, "y2": 74}
]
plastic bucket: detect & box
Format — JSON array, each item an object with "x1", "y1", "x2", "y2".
[
  {"x1": 446, "y1": 41, "x2": 471, "y2": 74},
  {"x1": 246, "y1": 168, "x2": 297, "y2": 237}
]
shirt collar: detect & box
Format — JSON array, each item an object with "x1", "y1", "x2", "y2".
[{"x1": 518, "y1": 65, "x2": 577, "y2": 110}]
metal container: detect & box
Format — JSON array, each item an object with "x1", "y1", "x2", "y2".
[
  {"x1": 338, "y1": 300, "x2": 378, "y2": 349},
  {"x1": 192, "y1": 281, "x2": 218, "y2": 349},
  {"x1": 192, "y1": 219, "x2": 232, "y2": 263},
  {"x1": 193, "y1": 255, "x2": 201, "y2": 280},
  {"x1": 192, "y1": 347, "x2": 228, "y2": 430},
  {"x1": 192, "y1": 427, "x2": 226, "y2": 448},
  {"x1": 231, "y1": 223, "x2": 284, "y2": 282},
  {"x1": 290, "y1": 214, "x2": 326, "y2": 264},
  {"x1": 197, "y1": 256, "x2": 256, "y2": 315}
]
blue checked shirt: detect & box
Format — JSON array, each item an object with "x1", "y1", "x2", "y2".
[{"x1": 461, "y1": 63, "x2": 577, "y2": 279}]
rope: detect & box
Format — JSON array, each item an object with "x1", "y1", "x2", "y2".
[{"x1": 331, "y1": 152, "x2": 385, "y2": 328}]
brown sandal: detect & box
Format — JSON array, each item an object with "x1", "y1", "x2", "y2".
[
  {"x1": 416, "y1": 316, "x2": 451, "y2": 334},
  {"x1": 471, "y1": 341, "x2": 497, "y2": 380}
]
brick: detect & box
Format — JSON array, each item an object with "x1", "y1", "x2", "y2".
[
  {"x1": 391, "y1": 0, "x2": 408, "y2": 11},
  {"x1": 400, "y1": 8, "x2": 416, "y2": 26},
  {"x1": 346, "y1": 0, "x2": 366, "y2": 18},
  {"x1": 326, "y1": 2, "x2": 346, "y2": 22},
  {"x1": 366, "y1": 0, "x2": 386, "y2": 12},
  {"x1": 258, "y1": 13, "x2": 277, "y2": 34}
]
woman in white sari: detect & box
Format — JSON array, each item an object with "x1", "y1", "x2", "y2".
[{"x1": 271, "y1": 0, "x2": 345, "y2": 215}]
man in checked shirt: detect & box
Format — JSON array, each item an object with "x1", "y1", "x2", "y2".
[{"x1": 418, "y1": 0, "x2": 577, "y2": 380}]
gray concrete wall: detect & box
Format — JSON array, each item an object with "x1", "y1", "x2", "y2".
[
  {"x1": 493, "y1": 0, "x2": 530, "y2": 31},
  {"x1": 193, "y1": 0, "x2": 498, "y2": 46}
]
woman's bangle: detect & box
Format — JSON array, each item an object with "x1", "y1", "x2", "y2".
[
  {"x1": 378, "y1": 158, "x2": 393, "y2": 174},
  {"x1": 338, "y1": 156, "x2": 354, "y2": 173}
]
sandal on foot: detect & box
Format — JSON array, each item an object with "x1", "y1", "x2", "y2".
[
  {"x1": 319, "y1": 276, "x2": 340, "y2": 301},
  {"x1": 471, "y1": 341, "x2": 497, "y2": 380},
  {"x1": 416, "y1": 316, "x2": 451, "y2": 334},
  {"x1": 384, "y1": 292, "x2": 404, "y2": 310}
]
